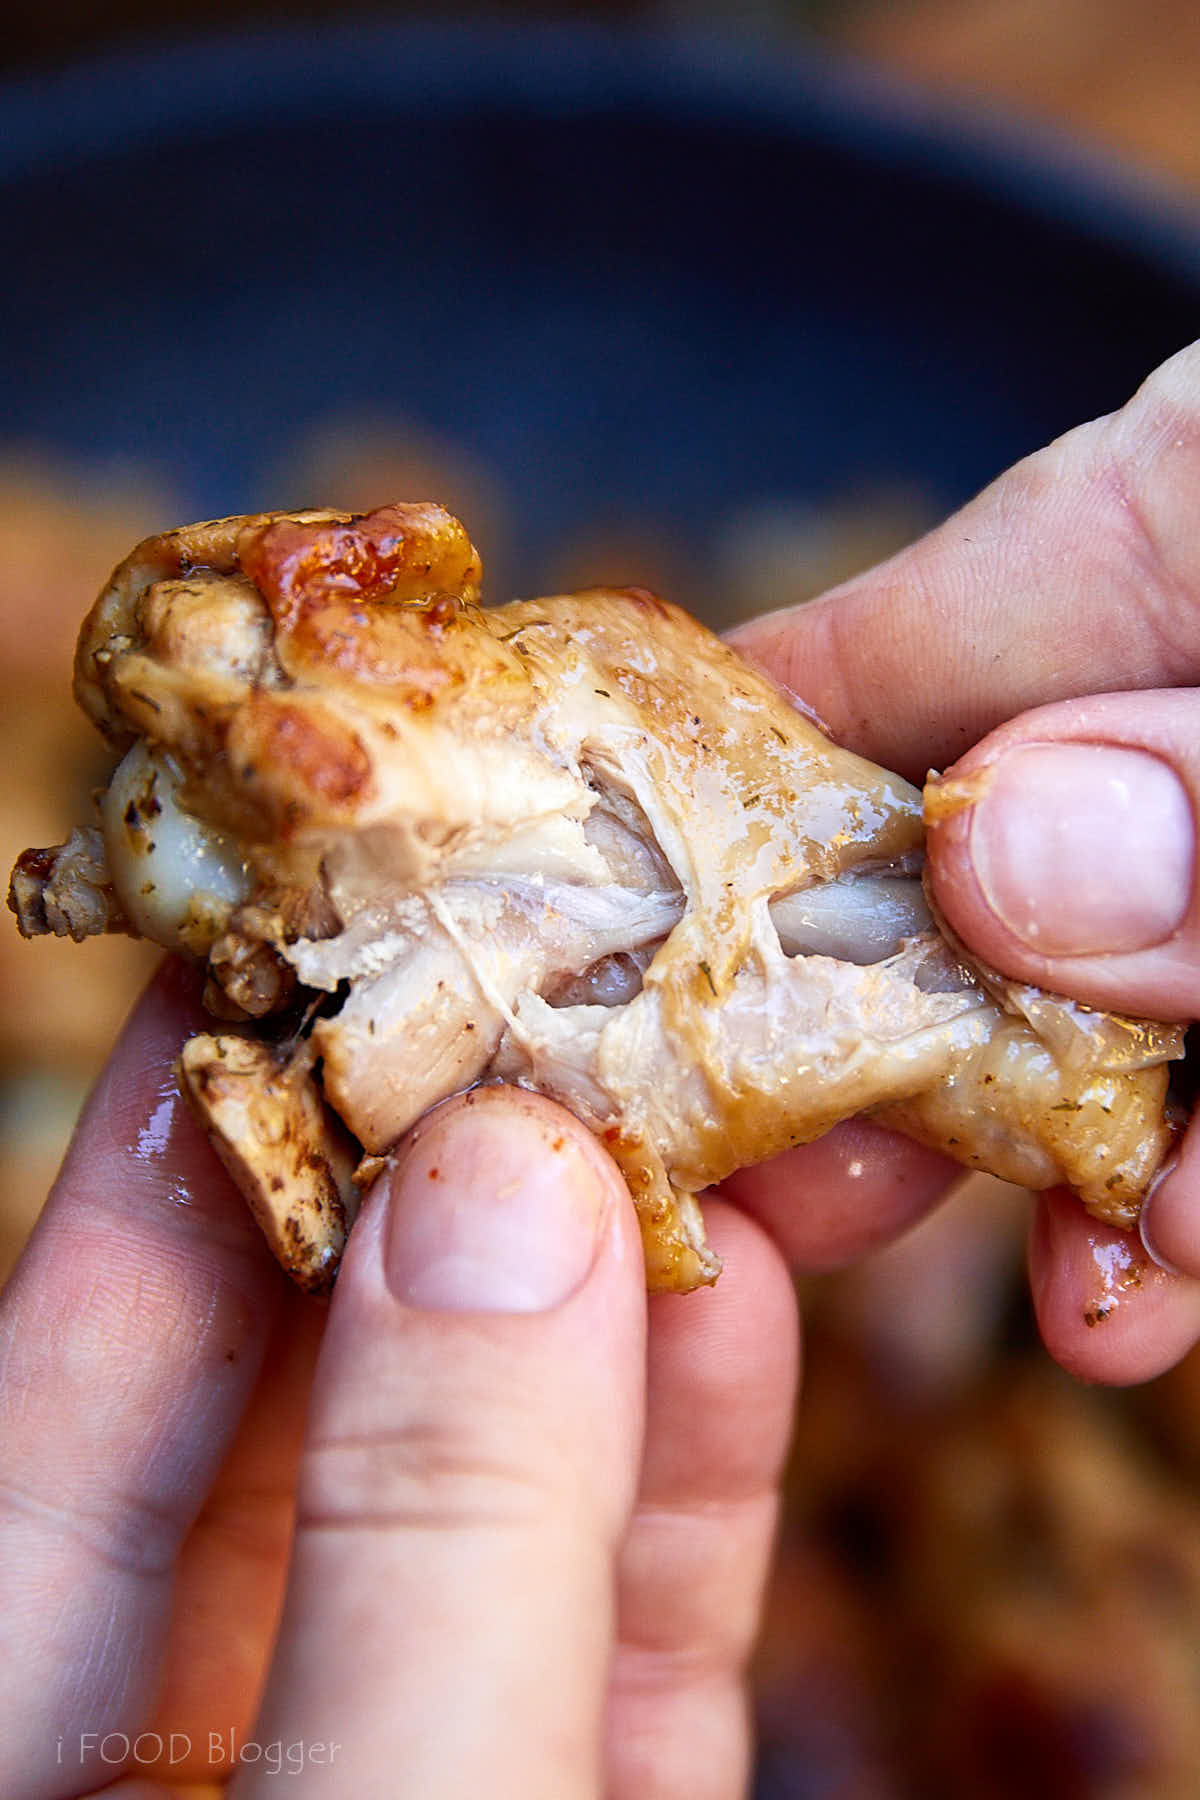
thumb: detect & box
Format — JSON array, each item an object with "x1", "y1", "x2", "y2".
[
  {"x1": 926, "y1": 688, "x2": 1199, "y2": 1021},
  {"x1": 242, "y1": 1087, "x2": 645, "y2": 1800},
  {"x1": 929, "y1": 691, "x2": 1200, "y2": 1351}
]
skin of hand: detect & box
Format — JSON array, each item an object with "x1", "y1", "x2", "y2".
[
  {"x1": 5, "y1": 340, "x2": 1200, "y2": 1800},
  {"x1": 730, "y1": 334, "x2": 1200, "y2": 1387},
  {"x1": 0, "y1": 960, "x2": 799, "y2": 1800}
]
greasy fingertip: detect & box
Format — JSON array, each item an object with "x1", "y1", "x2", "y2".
[{"x1": 1029, "y1": 1190, "x2": 1200, "y2": 1385}]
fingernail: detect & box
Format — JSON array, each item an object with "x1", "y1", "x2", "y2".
[
  {"x1": 384, "y1": 1095, "x2": 608, "y2": 1312},
  {"x1": 1139, "y1": 1159, "x2": 1186, "y2": 1275},
  {"x1": 967, "y1": 744, "x2": 1193, "y2": 954}
]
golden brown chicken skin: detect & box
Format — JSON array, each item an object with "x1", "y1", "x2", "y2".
[{"x1": 10, "y1": 503, "x2": 1183, "y2": 1292}]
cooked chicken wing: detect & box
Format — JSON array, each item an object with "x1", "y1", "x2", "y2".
[{"x1": 9, "y1": 503, "x2": 1183, "y2": 1292}]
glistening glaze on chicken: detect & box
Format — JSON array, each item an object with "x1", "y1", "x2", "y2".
[{"x1": 8, "y1": 504, "x2": 1183, "y2": 1292}]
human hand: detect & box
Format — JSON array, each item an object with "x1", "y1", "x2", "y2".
[
  {"x1": 8, "y1": 343, "x2": 1200, "y2": 1800},
  {"x1": 0, "y1": 960, "x2": 799, "y2": 1799},
  {"x1": 729, "y1": 337, "x2": 1200, "y2": 1386}
]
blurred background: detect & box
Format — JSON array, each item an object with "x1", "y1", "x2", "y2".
[
  {"x1": 2, "y1": 0, "x2": 1200, "y2": 192},
  {"x1": 3, "y1": 5, "x2": 1200, "y2": 1796}
]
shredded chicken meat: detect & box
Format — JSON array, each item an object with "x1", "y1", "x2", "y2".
[{"x1": 8, "y1": 503, "x2": 1184, "y2": 1292}]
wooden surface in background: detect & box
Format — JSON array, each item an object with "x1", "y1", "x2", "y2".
[
  {"x1": 3, "y1": 1, "x2": 1199, "y2": 201},
  {"x1": 844, "y1": 0, "x2": 1200, "y2": 192}
]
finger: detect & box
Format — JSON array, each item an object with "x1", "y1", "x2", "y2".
[
  {"x1": 1137, "y1": 1109, "x2": 1200, "y2": 1283},
  {"x1": 1028, "y1": 1189, "x2": 1200, "y2": 1384},
  {"x1": 136, "y1": 1286, "x2": 325, "y2": 1786},
  {"x1": 728, "y1": 340, "x2": 1200, "y2": 779},
  {"x1": 926, "y1": 689, "x2": 1200, "y2": 1017},
  {"x1": 606, "y1": 1199, "x2": 799, "y2": 1800},
  {"x1": 722, "y1": 1117, "x2": 960, "y2": 1270},
  {"x1": 0, "y1": 961, "x2": 284, "y2": 1800},
  {"x1": 246, "y1": 1087, "x2": 646, "y2": 1800}
]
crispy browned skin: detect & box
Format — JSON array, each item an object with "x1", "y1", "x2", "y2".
[
  {"x1": 10, "y1": 503, "x2": 1184, "y2": 1293},
  {"x1": 177, "y1": 1035, "x2": 359, "y2": 1293}
]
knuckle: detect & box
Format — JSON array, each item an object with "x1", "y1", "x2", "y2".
[
  {"x1": 0, "y1": 1469, "x2": 180, "y2": 1580},
  {"x1": 297, "y1": 1410, "x2": 562, "y2": 1538},
  {"x1": 1104, "y1": 396, "x2": 1200, "y2": 674},
  {"x1": 616, "y1": 1491, "x2": 778, "y2": 1673}
]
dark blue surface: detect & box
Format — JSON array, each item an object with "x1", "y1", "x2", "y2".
[{"x1": 3, "y1": 23, "x2": 1199, "y2": 610}]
